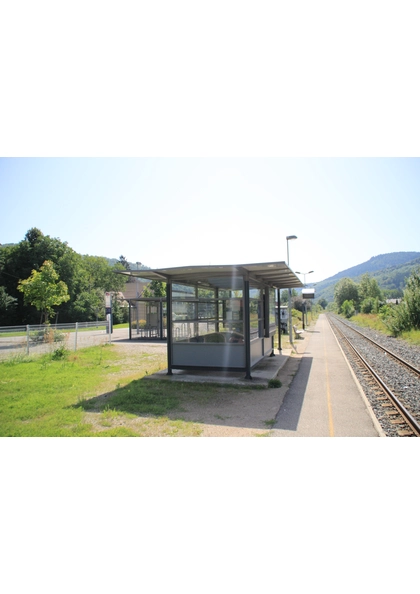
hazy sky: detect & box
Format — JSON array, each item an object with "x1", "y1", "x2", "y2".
[
  {"x1": 1, "y1": 157, "x2": 419, "y2": 283},
  {"x1": 2, "y1": 2, "x2": 419, "y2": 286}
]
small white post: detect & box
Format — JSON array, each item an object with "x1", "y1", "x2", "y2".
[
  {"x1": 75, "y1": 322, "x2": 78, "y2": 351},
  {"x1": 26, "y1": 325, "x2": 30, "y2": 355}
]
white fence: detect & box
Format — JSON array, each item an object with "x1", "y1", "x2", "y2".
[{"x1": 0, "y1": 321, "x2": 116, "y2": 360}]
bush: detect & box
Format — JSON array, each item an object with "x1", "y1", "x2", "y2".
[
  {"x1": 341, "y1": 300, "x2": 355, "y2": 318},
  {"x1": 51, "y1": 345, "x2": 69, "y2": 360},
  {"x1": 381, "y1": 268, "x2": 420, "y2": 336},
  {"x1": 360, "y1": 297, "x2": 378, "y2": 314}
]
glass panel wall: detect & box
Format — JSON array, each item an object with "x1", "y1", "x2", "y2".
[
  {"x1": 130, "y1": 299, "x2": 167, "y2": 339},
  {"x1": 249, "y1": 288, "x2": 263, "y2": 340},
  {"x1": 172, "y1": 279, "x2": 245, "y2": 343},
  {"x1": 268, "y1": 288, "x2": 276, "y2": 335}
]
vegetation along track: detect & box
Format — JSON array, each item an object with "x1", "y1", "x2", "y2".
[{"x1": 327, "y1": 314, "x2": 420, "y2": 437}]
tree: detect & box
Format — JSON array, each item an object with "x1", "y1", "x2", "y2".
[
  {"x1": 360, "y1": 297, "x2": 380, "y2": 314},
  {"x1": 2, "y1": 228, "x2": 130, "y2": 324},
  {"x1": 118, "y1": 255, "x2": 131, "y2": 270},
  {"x1": 143, "y1": 280, "x2": 166, "y2": 298},
  {"x1": 401, "y1": 267, "x2": 420, "y2": 329},
  {"x1": 359, "y1": 273, "x2": 382, "y2": 301},
  {"x1": 382, "y1": 268, "x2": 420, "y2": 335},
  {"x1": 341, "y1": 299, "x2": 355, "y2": 318},
  {"x1": 1, "y1": 228, "x2": 81, "y2": 323},
  {"x1": 17, "y1": 260, "x2": 70, "y2": 324},
  {"x1": 334, "y1": 278, "x2": 360, "y2": 312},
  {"x1": 73, "y1": 288, "x2": 105, "y2": 322},
  {"x1": 0, "y1": 287, "x2": 17, "y2": 325},
  {"x1": 317, "y1": 298, "x2": 328, "y2": 310}
]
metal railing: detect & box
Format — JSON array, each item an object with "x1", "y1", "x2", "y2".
[{"x1": 0, "y1": 321, "x2": 114, "y2": 359}]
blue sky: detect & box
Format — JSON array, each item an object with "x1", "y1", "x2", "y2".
[{"x1": 1, "y1": 157, "x2": 419, "y2": 284}]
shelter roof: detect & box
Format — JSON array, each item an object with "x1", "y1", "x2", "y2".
[{"x1": 117, "y1": 261, "x2": 303, "y2": 289}]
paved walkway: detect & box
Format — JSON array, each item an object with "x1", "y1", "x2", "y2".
[{"x1": 271, "y1": 314, "x2": 384, "y2": 437}]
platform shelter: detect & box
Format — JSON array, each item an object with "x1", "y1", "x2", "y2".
[{"x1": 117, "y1": 262, "x2": 303, "y2": 379}]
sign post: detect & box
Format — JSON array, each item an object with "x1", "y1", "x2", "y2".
[{"x1": 105, "y1": 292, "x2": 113, "y2": 336}]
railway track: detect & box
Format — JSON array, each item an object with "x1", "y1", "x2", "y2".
[{"x1": 327, "y1": 314, "x2": 420, "y2": 437}]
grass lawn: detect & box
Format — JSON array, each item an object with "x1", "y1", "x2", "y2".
[
  {"x1": 0, "y1": 344, "x2": 207, "y2": 437},
  {"x1": 351, "y1": 313, "x2": 420, "y2": 346}
]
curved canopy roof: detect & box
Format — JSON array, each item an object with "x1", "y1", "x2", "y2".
[{"x1": 117, "y1": 261, "x2": 303, "y2": 289}]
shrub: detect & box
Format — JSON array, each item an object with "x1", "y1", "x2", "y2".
[
  {"x1": 341, "y1": 300, "x2": 355, "y2": 318},
  {"x1": 51, "y1": 345, "x2": 69, "y2": 360},
  {"x1": 360, "y1": 297, "x2": 376, "y2": 314},
  {"x1": 381, "y1": 268, "x2": 420, "y2": 336}
]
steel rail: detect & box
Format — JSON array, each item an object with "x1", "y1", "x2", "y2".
[
  {"x1": 328, "y1": 316, "x2": 420, "y2": 437},
  {"x1": 330, "y1": 314, "x2": 420, "y2": 378}
]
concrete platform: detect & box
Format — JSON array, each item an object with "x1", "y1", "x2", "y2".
[
  {"x1": 144, "y1": 349, "x2": 292, "y2": 387},
  {"x1": 271, "y1": 314, "x2": 384, "y2": 437}
]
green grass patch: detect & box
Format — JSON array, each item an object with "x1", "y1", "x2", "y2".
[
  {"x1": 351, "y1": 313, "x2": 389, "y2": 333},
  {"x1": 0, "y1": 344, "x2": 170, "y2": 437},
  {"x1": 350, "y1": 313, "x2": 420, "y2": 346},
  {"x1": 399, "y1": 328, "x2": 420, "y2": 346},
  {"x1": 0, "y1": 344, "x2": 266, "y2": 437}
]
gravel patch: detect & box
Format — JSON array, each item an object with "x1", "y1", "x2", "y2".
[{"x1": 329, "y1": 316, "x2": 420, "y2": 437}]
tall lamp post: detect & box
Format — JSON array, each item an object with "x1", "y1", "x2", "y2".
[
  {"x1": 286, "y1": 235, "x2": 297, "y2": 344},
  {"x1": 295, "y1": 270, "x2": 314, "y2": 329}
]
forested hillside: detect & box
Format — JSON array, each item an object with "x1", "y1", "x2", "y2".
[
  {"x1": 315, "y1": 252, "x2": 420, "y2": 304},
  {"x1": 0, "y1": 229, "x2": 131, "y2": 325}
]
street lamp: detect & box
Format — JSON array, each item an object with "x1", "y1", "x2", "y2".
[
  {"x1": 295, "y1": 270, "x2": 314, "y2": 285},
  {"x1": 295, "y1": 270, "x2": 314, "y2": 329},
  {"x1": 286, "y1": 235, "x2": 297, "y2": 345}
]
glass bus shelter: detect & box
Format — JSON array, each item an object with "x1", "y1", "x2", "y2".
[{"x1": 118, "y1": 262, "x2": 303, "y2": 379}]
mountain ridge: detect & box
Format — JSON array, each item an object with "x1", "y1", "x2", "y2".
[{"x1": 313, "y1": 252, "x2": 420, "y2": 303}]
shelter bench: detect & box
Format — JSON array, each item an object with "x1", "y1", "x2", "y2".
[{"x1": 293, "y1": 325, "x2": 304, "y2": 339}]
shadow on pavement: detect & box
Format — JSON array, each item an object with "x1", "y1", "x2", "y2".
[{"x1": 273, "y1": 356, "x2": 313, "y2": 431}]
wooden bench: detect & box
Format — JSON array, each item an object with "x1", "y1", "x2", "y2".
[{"x1": 293, "y1": 325, "x2": 304, "y2": 339}]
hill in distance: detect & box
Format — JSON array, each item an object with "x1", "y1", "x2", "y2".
[
  {"x1": 314, "y1": 252, "x2": 420, "y2": 303},
  {"x1": 106, "y1": 258, "x2": 149, "y2": 270}
]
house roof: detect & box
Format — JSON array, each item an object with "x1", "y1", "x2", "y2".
[{"x1": 116, "y1": 261, "x2": 304, "y2": 290}]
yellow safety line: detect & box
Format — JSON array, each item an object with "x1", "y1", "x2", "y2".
[{"x1": 323, "y1": 323, "x2": 335, "y2": 437}]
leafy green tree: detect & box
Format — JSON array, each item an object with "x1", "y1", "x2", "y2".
[
  {"x1": 81, "y1": 256, "x2": 126, "y2": 293},
  {"x1": 334, "y1": 278, "x2": 360, "y2": 312},
  {"x1": 359, "y1": 273, "x2": 382, "y2": 301},
  {"x1": 2, "y1": 228, "x2": 130, "y2": 324},
  {"x1": 118, "y1": 255, "x2": 131, "y2": 270},
  {"x1": 401, "y1": 267, "x2": 420, "y2": 328},
  {"x1": 73, "y1": 288, "x2": 105, "y2": 322},
  {"x1": 1, "y1": 228, "x2": 82, "y2": 323},
  {"x1": 111, "y1": 292, "x2": 129, "y2": 324},
  {"x1": 17, "y1": 260, "x2": 70, "y2": 324},
  {"x1": 360, "y1": 297, "x2": 380, "y2": 314},
  {"x1": 143, "y1": 280, "x2": 167, "y2": 298},
  {"x1": 0, "y1": 287, "x2": 17, "y2": 325},
  {"x1": 382, "y1": 268, "x2": 420, "y2": 335},
  {"x1": 341, "y1": 299, "x2": 355, "y2": 318},
  {"x1": 317, "y1": 298, "x2": 328, "y2": 310}
]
